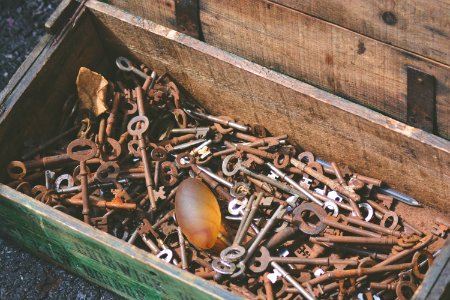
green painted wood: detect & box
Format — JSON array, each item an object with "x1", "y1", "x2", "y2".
[
  {"x1": 0, "y1": 4, "x2": 238, "y2": 298},
  {"x1": 0, "y1": 184, "x2": 240, "y2": 300}
]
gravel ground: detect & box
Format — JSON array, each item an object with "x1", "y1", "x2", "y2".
[
  {"x1": 0, "y1": 1, "x2": 121, "y2": 299},
  {"x1": 0, "y1": 0, "x2": 58, "y2": 89}
]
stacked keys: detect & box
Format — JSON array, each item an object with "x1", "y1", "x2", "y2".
[{"x1": 4, "y1": 57, "x2": 447, "y2": 300}]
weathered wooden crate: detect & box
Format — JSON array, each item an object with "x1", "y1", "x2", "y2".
[
  {"x1": 0, "y1": 0, "x2": 449, "y2": 299},
  {"x1": 108, "y1": 0, "x2": 450, "y2": 140}
]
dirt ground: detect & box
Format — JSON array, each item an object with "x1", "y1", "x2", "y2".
[{"x1": 0, "y1": 0, "x2": 120, "y2": 299}]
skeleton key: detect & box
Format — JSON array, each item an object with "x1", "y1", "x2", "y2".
[
  {"x1": 127, "y1": 115, "x2": 158, "y2": 211},
  {"x1": 168, "y1": 138, "x2": 206, "y2": 153},
  {"x1": 151, "y1": 147, "x2": 167, "y2": 189},
  {"x1": 267, "y1": 162, "x2": 323, "y2": 206},
  {"x1": 186, "y1": 110, "x2": 250, "y2": 132},
  {"x1": 250, "y1": 246, "x2": 359, "y2": 273},
  {"x1": 147, "y1": 224, "x2": 178, "y2": 265},
  {"x1": 221, "y1": 193, "x2": 263, "y2": 263},
  {"x1": 227, "y1": 198, "x2": 261, "y2": 234},
  {"x1": 116, "y1": 57, "x2": 156, "y2": 82},
  {"x1": 228, "y1": 199, "x2": 248, "y2": 216},
  {"x1": 67, "y1": 139, "x2": 98, "y2": 224},
  {"x1": 222, "y1": 154, "x2": 299, "y2": 202},
  {"x1": 197, "y1": 165, "x2": 249, "y2": 199},
  {"x1": 137, "y1": 219, "x2": 162, "y2": 255},
  {"x1": 231, "y1": 202, "x2": 287, "y2": 278},
  {"x1": 190, "y1": 139, "x2": 212, "y2": 158},
  {"x1": 55, "y1": 174, "x2": 74, "y2": 192},
  {"x1": 90, "y1": 210, "x2": 114, "y2": 232},
  {"x1": 171, "y1": 127, "x2": 211, "y2": 139},
  {"x1": 44, "y1": 170, "x2": 56, "y2": 190}
]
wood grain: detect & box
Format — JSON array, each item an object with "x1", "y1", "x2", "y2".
[
  {"x1": 0, "y1": 185, "x2": 238, "y2": 300},
  {"x1": 106, "y1": 0, "x2": 450, "y2": 139},
  {"x1": 269, "y1": 0, "x2": 450, "y2": 66},
  {"x1": 88, "y1": 0, "x2": 450, "y2": 213},
  {"x1": 0, "y1": 14, "x2": 109, "y2": 178},
  {"x1": 106, "y1": 0, "x2": 176, "y2": 29},
  {"x1": 0, "y1": 6, "x2": 238, "y2": 298},
  {"x1": 199, "y1": 0, "x2": 450, "y2": 139},
  {"x1": 45, "y1": 0, "x2": 75, "y2": 34}
]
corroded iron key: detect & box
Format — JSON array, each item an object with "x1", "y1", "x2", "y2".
[
  {"x1": 66, "y1": 138, "x2": 98, "y2": 224},
  {"x1": 249, "y1": 246, "x2": 359, "y2": 273}
]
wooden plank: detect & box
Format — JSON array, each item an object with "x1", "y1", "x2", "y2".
[
  {"x1": 199, "y1": 0, "x2": 450, "y2": 139},
  {"x1": 0, "y1": 185, "x2": 239, "y2": 300},
  {"x1": 269, "y1": 0, "x2": 450, "y2": 66},
  {"x1": 44, "y1": 0, "x2": 76, "y2": 34},
  {"x1": 106, "y1": 0, "x2": 202, "y2": 38},
  {"x1": 0, "y1": 13, "x2": 109, "y2": 176},
  {"x1": 88, "y1": 0, "x2": 450, "y2": 213},
  {"x1": 0, "y1": 4, "x2": 238, "y2": 298},
  {"x1": 106, "y1": 0, "x2": 176, "y2": 30},
  {"x1": 102, "y1": 0, "x2": 450, "y2": 139}
]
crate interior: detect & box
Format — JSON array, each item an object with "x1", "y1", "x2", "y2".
[{"x1": 0, "y1": 0, "x2": 448, "y2": 287}]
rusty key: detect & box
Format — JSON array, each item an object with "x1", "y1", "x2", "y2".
[
  {"x1": 249, "y1": 246, "x2": 359, "y2": 273},
  {"x1": 290, "y1": 157, "x2": 360, "y2": 202},
  {"x1": 66, "y1": 138, "x2": 98, "y2": 224},
  {"x1": 116, "y1": 57, "x2": 155, "y2": 82},
  {"x1": 151, "y1": 147, "x2": 167, "y2": 189},
  {"x1": 127, "y1": 115, "x2": 158, "y2": 211}
]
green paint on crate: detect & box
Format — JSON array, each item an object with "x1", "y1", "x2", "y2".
[{"x1": 0, "y1": 184, "x2": 241, "y2": 300}]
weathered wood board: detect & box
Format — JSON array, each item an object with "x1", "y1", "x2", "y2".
[
  {"x1": 89, "y1": 0, "x2": 450, "y2": 214},
  {"x1": 103, "y1": 0, "x2": 176, "y2": 30},
  {"x1": 0, "y1": 185, "x2": 238, "y2": 300},
  {"x1": 269, "y1": 0, "x2": 450, "y2": 66},
  {"x1": 200, "y1": 0, "x2": 450, "y2": 139},
  {"x1": 105, "y1": 0, "x2": 450, "y2": 139},
  {"x1": 0, "y1": 13, "x2": 109, "y2": 176},
  {"x1": 0, "y1": 2, "x2": 237, "y2": 299},
  {"x1": 106, "y1": 0, "x2": 450, "y2": 66}
]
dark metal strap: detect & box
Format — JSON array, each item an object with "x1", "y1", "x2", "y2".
[
  {"x1": 174, "y1": 0, "x2": 203, "y2": 40},
  {"x1": 406, "y1": 66, "x2": 436, "y2": 134}
]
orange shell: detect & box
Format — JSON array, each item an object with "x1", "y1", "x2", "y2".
[{"x1": 175, "y1": 178, "x2": 221, "y2": 249}]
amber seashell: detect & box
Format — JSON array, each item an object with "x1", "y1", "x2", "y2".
[{"x1": 175, "y1": 178, "x2": 221, "y2": 249}]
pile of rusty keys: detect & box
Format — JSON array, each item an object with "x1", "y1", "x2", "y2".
[{"x1": 5, "y1": 56, "x2": 446, "y2": 300}]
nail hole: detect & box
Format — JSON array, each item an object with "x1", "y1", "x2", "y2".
[{"x1": 382, "y1": 11, "x2": 397, "y2": 25}]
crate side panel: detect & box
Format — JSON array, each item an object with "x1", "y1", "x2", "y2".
[
  {"x1": 106, "y1": 0, "x2": 176, "y2": 29},
  {"x1": 0, "y1": 185, "x2": 238, "y2": 300},
  {"x1": 88, "y1": 0, "x2": 450, "y2": 213},
  {"x1": 269, "y1": 0, "x2": 450, "y2": 66},
  {"x1": 0, "y1": 15, "x2": 109, "y2": 179},
  {"x1": 199, "y1": 0, "x2": 450, "y2": 139}
]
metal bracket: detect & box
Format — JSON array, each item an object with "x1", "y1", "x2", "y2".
[
  {"x1": 174, "y1": 0, "x2": 203, "y2": 40},
  {"x1": 406, "y1": 66, "x2": 436, "y2": 134}
]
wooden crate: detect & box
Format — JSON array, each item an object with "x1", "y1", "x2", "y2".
[
  {"x1": 0, "y1": 0, "x2": 449, "y2": 299},
  {"x1": 108, "y1": 0, "x2": 450, "y2": 140}
]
